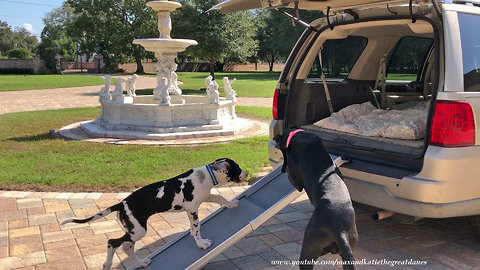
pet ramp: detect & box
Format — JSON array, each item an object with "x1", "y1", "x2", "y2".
[{"x1": 138, "y1": 155, "x2": 343, "y2": 270}]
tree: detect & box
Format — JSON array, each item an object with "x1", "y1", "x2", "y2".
[
  {"x1": 65, "y1": 0, "x2": 158, "y2": 73},
  {"x1": 0, "y1": 20, "x2": 37, "y2": 56},
  {"x1": 172, "y1": 0, "x2": 258, "y2": 77},
  {"x1": 37, "y1": 4, "x2": 76, "y2": 72},
  {"x1": 255, "y1": 9, "x2": 322, "y2": 71},
  {"x1": 11, "y1": 28, "x2": 38, "y2": 52},
  {"x1": 7, "y1": 47, "x2": 32, "y2": 59}
]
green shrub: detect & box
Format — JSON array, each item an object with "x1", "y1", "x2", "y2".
[
  {"x1": 38, "y1": 66, "x2": 49, "y2": 75},
  {"x1": 6, "y1": 47, "x2": 32, "y2": 59}
]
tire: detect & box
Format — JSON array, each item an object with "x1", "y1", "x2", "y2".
[{"x1": 471, "y1": 215, "x2": 480, "y2": 241}]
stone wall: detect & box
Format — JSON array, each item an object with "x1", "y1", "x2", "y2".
[{"x1": 0, "y1": 57, "x2": 45, "y2": 74}]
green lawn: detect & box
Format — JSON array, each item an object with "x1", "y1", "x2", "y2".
[
  {"x1": 174, "y1": 71, "x2": 279, "y2": 98},
  {"x1": 0, "y1": 106, "x2": 271, "y2": 192},
  {"x1": 386, "y1": 73, "x2": 417, "y2": 81},
  {"x1": 236, "y1": 106, "x2": 272, "y2": 120},
  {"x1": 0, "y1": 71, "x2": 279, "y2": 97},
  {"x1": 0, "y1": 74, "x2": 106, "y2": 92}
]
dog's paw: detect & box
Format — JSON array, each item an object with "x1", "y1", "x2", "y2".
[
  {"x1": 138, "y1": 258, "x2": 151, "y2": 268},
  {"x1": 197, "y1": 238, "x2": 212, "y2": 249},
  {"x1": 102, "y1": 263, "x2": 112, "y2": 270},
  {"x1": 225, "y1": 200, "x2": 240, "y2": 208}
]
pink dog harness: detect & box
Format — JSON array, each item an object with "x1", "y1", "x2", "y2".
[{"x1": 286, "y1": 129, "x2": 304, "y2": 148}]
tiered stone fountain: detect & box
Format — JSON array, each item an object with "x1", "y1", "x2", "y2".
[{"x1": 79, "y1": 0, "x2": 252, "y2": 141}]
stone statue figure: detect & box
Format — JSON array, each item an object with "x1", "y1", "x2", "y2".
[
  {"x1": 99, "y1": 75, "x2": 112, "y2": 101},
  {"x1": 125, "y1": 74, "x2": 139, "y2": 97},
  {"x1": 223, "y1": 77, "x2": 237, "y2": 102},
  {"x1": 206, "y1": 76, "x2": 220, "y2": 104},
  {"x1": 112, "y1": 77, "x2": 124, "y2": 103},
  {"x1": 154, "y1": 77, "x2": 171, "y2": 106},
  {"x1": 170, "y1": 71, "x2": 182, "y2": 95},
  {"x1": 205, "y1": 75, "x2": 213, "y2": 88}
]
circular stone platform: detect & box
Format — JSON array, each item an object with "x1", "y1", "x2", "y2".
[{"x1": 59, "y1": 117, "x2": 268, "y2": 145}]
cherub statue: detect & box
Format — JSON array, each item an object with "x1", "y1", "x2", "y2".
[
  {"x1": 125, "y1": 74, "x2": 138, "y2": 97},
  {"x1": 154, "y1": 77, "x2": 171, "y2": 106},
  {"x1": 99, "y1": 75, "x2": 112, "y2": 101},
  {"x1": 205, "y1": 75, "x2": 213, "y2": 88},
  {"x1": 206, "y1": 78, "x2": 220, "y2": 104},
  {"x1": 112, "y1": 77, "x2": 124, "y2": 103},
  {"x1": 223, "y1": 77, "x2": 237, "y2": 102},
  {"x1": 170, "y1": 71, "x2": 182, "y2": 95}
]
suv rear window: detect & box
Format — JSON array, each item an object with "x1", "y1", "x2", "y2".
[
  {"x1": 307, "y1": 36, "x2": 367, "y2": 79},
  {"x1": 386, "y1": 36, "x2": 433, "y2": 81},
  {"x1": 458, "y1": 12, "x2": 480, "y2": 92}
]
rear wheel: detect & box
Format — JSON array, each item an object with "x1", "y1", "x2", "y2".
[{"x1": 471, "y1": 215, "x2": 480, "y2": 241}]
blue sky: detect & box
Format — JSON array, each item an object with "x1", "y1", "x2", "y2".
[{"x1": 0, "y1": 0, "x2": 65, "y2": 37}]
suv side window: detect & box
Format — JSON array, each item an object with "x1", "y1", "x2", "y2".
[
  {"x1": 307, "y1": 36, "x2": 367, "y2": 79},
  {"x1": 386, "y1": 36, "x2": 433, "y2": 82},
  {"x1": 458, "y1": 13, "x2": 480, "y2": 92}
]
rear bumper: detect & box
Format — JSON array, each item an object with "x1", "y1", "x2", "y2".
[
  {"x1": 268, "y1": 140, "x2": 283, "y2": 169},
  {"x1": 344, "y1": 176, "x2": 480, "y2": 218},
  {"x1": 269, "y1": 140, "x2": 480, "y2": 218}
]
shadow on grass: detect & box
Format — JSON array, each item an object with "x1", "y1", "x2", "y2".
[{"x1": 7, "y1": 132, "x2": 56, "y2": 142}]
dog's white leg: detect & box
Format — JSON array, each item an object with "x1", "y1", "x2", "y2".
[
  {"x1": 205, "y1": 194, "x2": 239, "y2": 208},
  {"x1": 103, "y1": 244, "x2": 116, "y2": 270},
  {"x1": 186, "y1": 209, "x2": 212, "y2": 249},
  {"x1": 103, "y1": 234, "x2": 130, "y2": 270},
  {"x1": 122, "y1": 242, "x2": 151, "y2": 268}
]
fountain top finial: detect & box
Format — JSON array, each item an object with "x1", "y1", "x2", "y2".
[{"x1": 146, "y1": 1, "x2": 182, "y2": 13}]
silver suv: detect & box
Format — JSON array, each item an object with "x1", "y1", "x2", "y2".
[{"x1": 213, "y1": 0, "x2": 480, "y2": 236}]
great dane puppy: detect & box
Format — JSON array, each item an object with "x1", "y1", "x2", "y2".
[
  {"x1": 61, "y1": 158, "x2": 248, "y2": 270},
  {"x1": 275, "y1": 130, "x2": 358, "y2": 270}
]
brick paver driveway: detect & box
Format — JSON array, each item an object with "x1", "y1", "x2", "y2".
[{"x1": 0, "y1": 189, "x2": 479, "y2": 270}]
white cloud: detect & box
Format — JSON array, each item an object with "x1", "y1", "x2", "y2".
[{"x1": 22, "y1": 23, "x2": 36, "y2": 35}]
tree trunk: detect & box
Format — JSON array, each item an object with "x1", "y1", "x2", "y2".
[
  {"x1": 134, "y1": 50, "x2": 144, "y2": 74},
  {"x1": 269, "y1": 53, "x2": 275, "y2": 72},
  {"x1": 209, "y1": 61, "x2": 215, "y2": 80}
]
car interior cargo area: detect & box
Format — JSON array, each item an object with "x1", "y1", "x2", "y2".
[{"x1": 286, "y1": 18, "x2": 438, "y2": 171}]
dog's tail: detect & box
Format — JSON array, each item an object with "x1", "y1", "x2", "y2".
[
  {"x1": 61, "y1": 202, "x2": 123, "y2": 225},
  {"x1": 335, "y1": 231, "x2": 356, "y2": 270}
]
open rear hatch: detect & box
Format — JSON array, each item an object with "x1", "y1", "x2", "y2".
[
  {"x1": 212, "y1": 0, "x2": 438, "y2": 175},
  {"x1": 211, "y1": 0, "x2": 410, "y2": 13}
]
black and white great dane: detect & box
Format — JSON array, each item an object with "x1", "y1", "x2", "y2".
[
  {"x1": 61, "y1": 158, "x2": 248, "y2": 270},
  {"x1": 275, "y1": 130, "x2": 358, "y2": 270}
]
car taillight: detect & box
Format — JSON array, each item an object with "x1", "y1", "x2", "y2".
[
  {"x1": 430, "y1": 100, "x2": 475, "y2": 147},
  {"x1": 273, "y1": 88, "x2": 279, "y2": 120}
]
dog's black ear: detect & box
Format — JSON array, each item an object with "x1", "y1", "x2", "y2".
[
  {"x1": 286, "y1": 164, "x2": 304, "y2": 192},
  {"x1": 211, "y1": 159, "x2": 229, "y2": 173},
  {"x1": 290, "y1": 178, "x2": 304, "y2": 192}
]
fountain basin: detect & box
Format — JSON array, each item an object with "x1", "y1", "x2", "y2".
[
  {"x1": 87, "y1": 95, "x2": 238, "y2": 134},
  {"x1": 133, "y1": 39, "x2": 198, "y2": 54},
  {"x1": 146, "y1": 1, "x2": 182, "y2": 12}
]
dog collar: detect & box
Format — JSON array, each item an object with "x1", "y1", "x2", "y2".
[
  {"x1": 206, "y1": 164, "x2": 219, "y2": 185},
  {"x1": 286, "y1": 129, "x2": 304, "y2": 148}
]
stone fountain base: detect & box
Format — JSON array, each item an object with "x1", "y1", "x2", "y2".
[
  {"x1": 98, "y1": 95, "x2": 236, "y2": 132},
  {"x1": 79, "y1": 94, "x2": 251, "y2": 141},
  {"x1": 79, "y1": 117, "x2": 253, "y2": 141}
]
